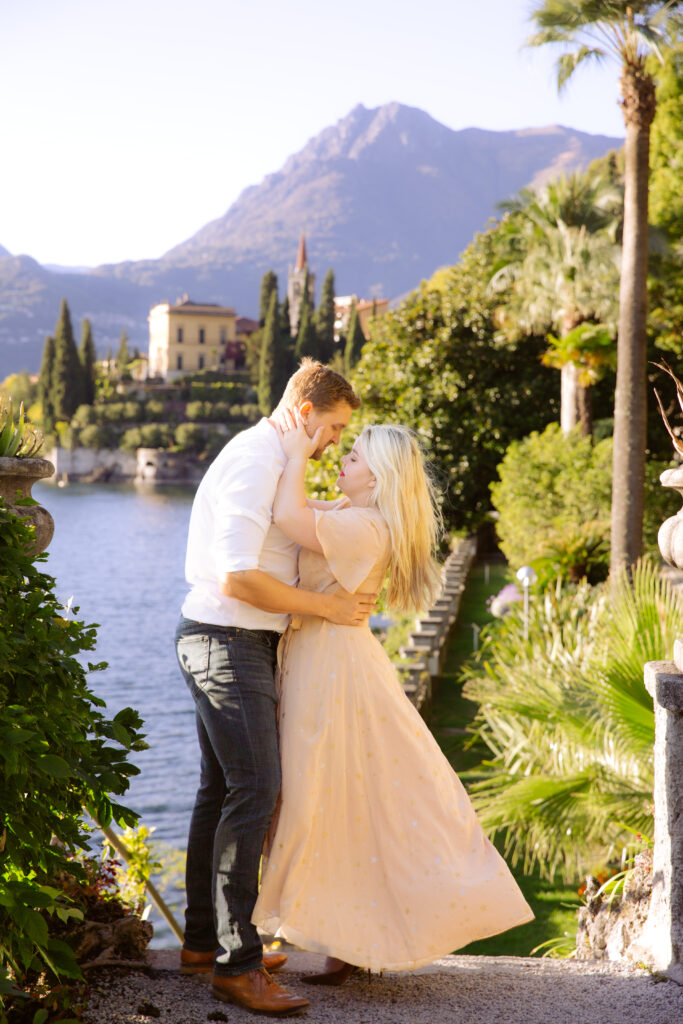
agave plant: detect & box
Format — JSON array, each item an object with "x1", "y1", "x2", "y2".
[
  {"x1": 0, "y1": 395, "x2": 44, "y2": 458},
  {"x1": 461, "y1": 561, "x2": 679, "y2": 883}
]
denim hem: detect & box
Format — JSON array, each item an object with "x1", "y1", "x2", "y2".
[{"x1": 213, "y1": 957, "x2": 263, "y2": 978}]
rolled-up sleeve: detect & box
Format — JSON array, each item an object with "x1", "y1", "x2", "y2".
[{"x1": 213, "y1": 454, "x2": 282, "y2": 575}]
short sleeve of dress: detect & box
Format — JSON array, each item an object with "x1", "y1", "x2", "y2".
[{"x1": 314, "y1": 507, "x2": 387, "y2": 593}]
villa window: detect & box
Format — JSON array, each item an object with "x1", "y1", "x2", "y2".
[
  {"x1": 199, "y1": 328, "x2": 205, "y2": 344},
  {"x1": 220, "y1": 327, "x2": 227, "y2": 343},
  {"x1": 198, "y1": 355, "x2": 205, "y2": 370},
  {"x1": 177, "y1": 355, "x2": 183, "y2": 370},
  {"x1": 177, "y1": 327, "x2": 183, "y2": 343}
]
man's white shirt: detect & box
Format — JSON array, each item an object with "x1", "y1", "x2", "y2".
[{"x1": 181, "y1": 418, "x2": 298, "y2": 632}]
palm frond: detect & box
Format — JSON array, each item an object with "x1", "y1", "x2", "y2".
[
  {"x1": 460, "y1": 559, "x2": 676, "y2": 881},
  {"x1": 557, "y1": 46, "x2": 605, "y2": 89},
  {"x1": 633, "y1": 23, "x2": 665, "y2": 60}
]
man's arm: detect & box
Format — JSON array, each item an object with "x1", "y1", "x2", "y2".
[{"x1": 221, "y1": 569, "x2": 376, "y2": 627}]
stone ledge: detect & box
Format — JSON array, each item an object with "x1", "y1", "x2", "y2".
[{"x1": 644, "y1": 661, "x2": 683, "y2": 712}]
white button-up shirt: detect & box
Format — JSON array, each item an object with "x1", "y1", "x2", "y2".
[{"x1": 180, "y1": 418, "x2": 298, "y2": 632}]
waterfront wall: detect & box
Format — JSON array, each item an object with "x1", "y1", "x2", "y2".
[
  {"x1": 47, "y1": 445, "x2": 137, "y2": 480},
  {"x1": 46, "y1": 446, "x2": 205, "y2": 485}
]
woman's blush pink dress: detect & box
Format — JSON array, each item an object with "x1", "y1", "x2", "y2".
[{"x1": 252, "y1": 505, "x2": 534, "y2": 971}]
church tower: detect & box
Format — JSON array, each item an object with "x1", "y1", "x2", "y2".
[{"x1": 287, "y1": 232, "x2": 315, "y2": 336}]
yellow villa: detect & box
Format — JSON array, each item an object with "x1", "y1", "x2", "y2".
[{"x1": 148, "y1": 296, "x2": 238, "y2": 380}]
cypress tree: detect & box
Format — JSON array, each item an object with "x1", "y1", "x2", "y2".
[
  {"x1": 38, "y1": 334, "x2": 56, "y2": 432},
  {"x1": 79, "y1": 318, "x2": 97, "y2": 405},
  {"x1": 280, "y1": 294, "x2": 291, "y2": 338},
  {"x1": 344, "y1": 300, "x2": 365, "y2": 374},
  {"x1": 258, "y1": 291, "x2": 281, "y2": 415},
  {"x1": 259, "y1": 270, "x2": 278, "y2": 327},
  {"x1": 52, "y1": 299, "x2": 85, "y2": 421},
  {"x1": 314, "y1": 268, "x2": 336, "y2": 363},
  {"x1": 117, "y1": 329, "x2": 130, "y2": 375},
  {"x1": 295, "y1": 300, "x2": 319, "y2": 362}
]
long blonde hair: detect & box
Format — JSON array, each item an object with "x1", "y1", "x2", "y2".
[{"x1": 360, "y1": 424, "x2": 443, "y2": 614}]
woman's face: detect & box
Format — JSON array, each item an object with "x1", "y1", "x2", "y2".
[{"x1": 337, "y1": 438, "x2": 376, "y2": 504}]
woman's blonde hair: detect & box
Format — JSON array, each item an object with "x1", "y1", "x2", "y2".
[{"x1": 360, "y1": 424, "x2": 443, "y2": 614}]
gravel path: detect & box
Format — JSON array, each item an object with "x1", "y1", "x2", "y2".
[{"x1": 82, "y1": 949, "x2": 683, "y2": 1024}]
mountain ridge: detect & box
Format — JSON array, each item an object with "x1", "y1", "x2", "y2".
[{"x1": 0, "y1": 102, "x2": 622, "y2": 375}]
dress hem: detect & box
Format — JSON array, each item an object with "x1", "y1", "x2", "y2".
[{"x1": 253, "y1": 909, "x2": 536, "y2": 973}]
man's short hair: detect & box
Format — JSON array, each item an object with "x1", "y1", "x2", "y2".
[{"x1": 281, "y1": 358, "x2": 361, "y2": 411}]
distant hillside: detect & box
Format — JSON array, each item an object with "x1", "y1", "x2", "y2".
[{"x1": 0, "y1": 102, "x2": 622, "y2": 375}]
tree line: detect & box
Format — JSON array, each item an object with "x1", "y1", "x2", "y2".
[
  {"x1": 253, "y1": 267, "x2": 366, "y2": 415},
  {"x1": 37, "y1": 299, "x2": 139, "y2": 432}
]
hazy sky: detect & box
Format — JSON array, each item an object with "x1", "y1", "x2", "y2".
[{"x1": 0, "y1": 0, "x2": 624, "y2": 268}]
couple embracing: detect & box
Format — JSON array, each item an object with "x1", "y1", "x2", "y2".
[{"x1": 175, "y1": 359, "x2": 532, "y2": 1016}]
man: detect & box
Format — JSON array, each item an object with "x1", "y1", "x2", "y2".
[{"x1": 175, "y1": 359, "x2": 374, "y2": 1016}]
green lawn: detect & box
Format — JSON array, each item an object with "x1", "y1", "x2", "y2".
[{"x1": 430, "y1": 559, "x2": 582, "y2": 957}]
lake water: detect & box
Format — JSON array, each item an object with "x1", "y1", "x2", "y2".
[{"x1": 35, "y1": 481, "x2": 199, "y2": 945}]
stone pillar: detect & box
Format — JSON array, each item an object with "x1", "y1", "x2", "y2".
[{"x1": 640, "y1": 654, "x2": 683, "y2": 984}]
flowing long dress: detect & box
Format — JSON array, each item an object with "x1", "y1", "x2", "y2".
[{"x1": 252, "y1": 505, "x2": 533, "y2": 971}]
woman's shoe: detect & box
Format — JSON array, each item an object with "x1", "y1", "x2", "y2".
[{"x1": 302, "y1": 957, "x2": 362, "y2": 986}]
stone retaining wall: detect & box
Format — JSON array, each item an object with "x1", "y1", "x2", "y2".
[
  {"x1": 47, "y1": 445, "x2": 138, "y2": 481},
  {"x1": 45, "y1": 446, "x2": 204, "y2": 485}
]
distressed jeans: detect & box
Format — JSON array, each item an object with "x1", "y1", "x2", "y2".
[{"x1": 175, "y1": 616, "x2": 281, "y2": 977}]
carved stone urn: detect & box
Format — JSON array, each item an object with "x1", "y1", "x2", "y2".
[
  {"x1": 0, "y1": 456, "x2": 55, "y2": 554},
  {"x1": 657, "y1": 465, "x2": 683, "y2": 568}
]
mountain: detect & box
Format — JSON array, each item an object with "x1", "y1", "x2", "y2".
[{"x1": 0, "y1": 102, "x2": 622, "y2": 375}]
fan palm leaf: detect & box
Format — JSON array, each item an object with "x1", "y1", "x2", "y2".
[{"x1": 462, "y1": 560, "x2": 680, "y2": 881}]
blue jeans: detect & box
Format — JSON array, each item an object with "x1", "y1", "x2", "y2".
[{"x1": 175, "y1": 616, "x2": 281, "y2": 977}]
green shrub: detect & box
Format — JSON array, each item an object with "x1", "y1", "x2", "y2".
[
  {"x1": 123, "y1": 401, "x2": 142, "y2": 421},
  {"x1": 138, "y1": 424, "x2": 173, "y2": 448},
  {"x1": 145, "y1": 399, "x2": 166, "y2": 421},
  {"x1": 490, "y1": 424, "x2": 612, "y2": 576},
  {"x1": 174, "y1": 423, "x2": 206, "y2": 451},
  {"x1": 79, "y1": 424, "x2": 110, "y2": 449},
  {"x1": 491, "y1": 425, "x2": 680, "y2": 577},
  {"x1": 119, "y1": 427, "x2": 143, "y2": 451},
  {"x1": 189, "y1": 381, "x2": 247, "y2": 403},
  {"x1": 0, "y1": 503, "x2": 145, "y2": 1013},
  {"x1": 71, "y1": 404, "x2": 98, "y2": 428},
  {"x1": 185, "y1": 400, "x2": 210, "y2": 421},
  {"x1": 241, "y1": 403, "x2": 260, "y2": 423},
  {"x1": 100, "y1": 402, "x2": 126, "y2": 423},
  {"x1": 211, "y1": 401, "x2": 231, "y2": 422}
]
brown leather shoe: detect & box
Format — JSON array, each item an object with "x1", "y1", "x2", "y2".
[
  {"x1": 180, "y1": 948, "x2": 288, "y2": 975},
  {"x1": 263, "y1": 952, "x2": 288, "y2": 973},
  {"x1": 302, "y1": 957, "x2": 361, "y2": 985},
  {"x1": 180, "y1": 948, "x2": 215, "y2": 975},
  {"x1": 212, "y1": 967, "x2": 309, "y2": 1016}
]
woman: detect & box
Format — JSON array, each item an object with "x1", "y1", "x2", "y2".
[{"x1": 252, "y1": 414, "x2": 533, "y2": 982}]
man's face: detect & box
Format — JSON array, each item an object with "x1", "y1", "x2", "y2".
[{"x1": 303, "y1": 400, "x2": 353, "y2": 459}]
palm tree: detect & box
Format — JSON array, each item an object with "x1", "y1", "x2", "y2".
[
  {"x1": 542, "y1": 322, "x2": 617, "y2": 437},
  {"x1": 462, "y1": 560, "x2": 679, "y2": 882},
  {"x1": 492, "y1": 171, "x2": 621, "y2": 435},
  {"x1": 527, "y1": 0, "x2": 683, "y2": 572}
]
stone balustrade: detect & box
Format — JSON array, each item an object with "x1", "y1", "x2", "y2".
[
  {"x1": 634, "y1": 646, "x2": 683, "y2": 983},
  {"x1": 398, "y1": 536, "x2": 477, "y2": 715}
]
